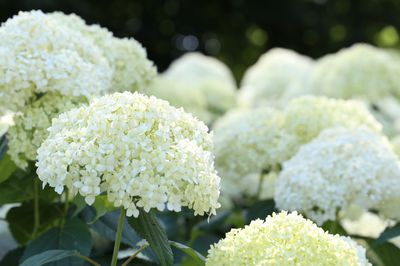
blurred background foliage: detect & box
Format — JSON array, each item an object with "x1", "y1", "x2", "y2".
[{"x1": 1, "y1": 0, "x2": 400, "y2": 81}]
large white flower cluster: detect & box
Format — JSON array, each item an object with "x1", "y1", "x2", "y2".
[
  {"x1": 49, "y1": 12, "x2": 157, "y2": 92},
  {"x1": 0, "y1": 10, "x2": 112, "y2": 111},
  {"x1": 36, "y1": 92, "x2": 221, "y2": 217},
  {"x1": 206, "y1": 211, "x2": 370, "y2": 266},
  {"x1": 275, "y1": 127, "x2": 400, "y2": 225},
  {"x1": 238, "y1": 48, "x2": 314, "y2": 107},
  {"x1": 1, "y1": 11, "x2": 156, "y2": 168},
  {"x1": 7, "y1": 93, "x2": 85, "y2": 168},
  {"x1": 283, "y1": 96, "x2": 382, "y2": 143},
  {"x1": 309, "y1": 43, "x2": 400, "y2": 100},
  {"x1": 213, "y1": 108, "x2": 298, "y2": 197},
  {"x1": 146, "y1": 53, "x2": 237, "y2": 123}
]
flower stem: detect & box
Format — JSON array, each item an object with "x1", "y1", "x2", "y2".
[
  {"x1": 75, "y1": 253, "x2": 101, "y2": 266},
  {"x1": 32, "y1": 178, "x2": 40, "y2": 238},
  {"x1": 111, "y1": 208, "x2": 126, "y2": 266},
  {"x1": 121, "y1": 244, "x2": 150, "y2": 266},
  {"x1": 256, "y1": 172, "x2": 265, "y2": 200}
]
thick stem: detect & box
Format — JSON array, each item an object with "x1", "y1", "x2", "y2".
[
  {"x1": 121, "y1": 244, "x2": 150, "y2": 266},
  {"x1": 32, "y1": 178, "x2": 40, "y2": 238},
  {"x1": 111, "y1": 208, "x2": 126, "y2": 266}
]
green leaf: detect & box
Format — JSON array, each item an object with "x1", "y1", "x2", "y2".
[
  {"x1": 375, "y1": 223, "x2": 400, "y2": 245},
  {"x1": 244, "y1": 199, "x2": 276, "y2": 224},
  {"x1": 321, "y1": 220, "x2": 347, "y2": 236},
  {"x1": 90, "y1": 195, "x2": 117, "y2": 223},
  {"x1": 71, "y1": 194, "x2": 86, "y2": 218},
  {"x1": 0, "y1": 170, "x2": 57, "y2": 204},
  {"x1": 20, "y1": 250, "x2": 76, "y2": 266},
  {"x1": 0, "y1": 247, "x2": 25, "y2": 266},
  {"x1": 170, "y1": 241, "x2": 205, "y2": 266},
  {"x1": 128, "y1": 209, "x2": 174, "y2": 266},
  {"x1": 6, "y1": 201, "x2": 62, "y2": 245},
  {"x1": 194, "y1": 211, "x2": 230, "y2": 232},
  {"x1": 355, "y1": 236, "x2": 400, "y2": 266},
  {"x1": 21, "y1": 218, "x2": 92, "y2": 266},
  {"x1": 0, "y1": 154, "x2": 16, "y2": 184},
  {"x1": 83, "y1": 207, "x2": 142, "y2": 247}
]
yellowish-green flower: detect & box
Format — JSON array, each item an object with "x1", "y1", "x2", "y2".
[
  {"x1": 36, "y1": 92, "x2": 221, "y2": 217},
  {"x1": 283, "y1": 96, "x2": 382, "y2": 144},
  {"x1": 147, "y1": 53, "x2": 236, "y2": 123},
  {"x1": 0, "y1": 10, "x2": 112, "y2": 111},
  {"x1": 213, "y1": 108, "x2": 297, "y2": 197},
  {"x1": 7, "y1": 93, "x2": 85, "y2": 169},
  {"x1": 309, "y1": 43, "x2": 400, "y2": 100},
  {"x1": 49, "y1": 12, "x2": 157, "y2": 92},
  {"x1": 276, "y1": 127, "x2": 400, "y2": 225},
  {"x1": 238, "y1": 48, "x2": 314, "y2": 107},
  {"x1": 206, "y1": 211, "x2": 370, "y2": 266}
]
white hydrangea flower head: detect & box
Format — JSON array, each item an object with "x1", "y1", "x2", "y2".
[
  {"x1": 7, "y1": 93, "x2": 86, "y2": 169},
  {"x1": 49, "y1": 12, "x2": 157, "y2": 92},
  {"x1": 309, "y1": 43, "x2": 400, "y2": 100},
  {"x1": 145, "y1": 76, "x2": 212, "y2": 123},
  {"x1": 206, "y1": 211, "x2": 370, "y2": 266},
  {"x1": 0, "y1": 10, "x2": 112, "y2": 111},
  {"x1": 36, "y1": 92, "x2": 221, "y2": 217},
  {"x1": 213, "y1": 108, "x2": 298, "y2": 197},
  {"x1": 238, "y1": 48, "x2": 314, "y2": 108},
  {"x1": 160, "y1": 52, "x2": 237, "y2": 122},
  {"x1": 275, "y1": 127, "x2": 400, "y2": 225},
  {"x1": 283, "y1": 96, "x2": 382, "y2": 144}
]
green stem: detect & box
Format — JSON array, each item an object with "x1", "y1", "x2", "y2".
[
  {"x1": 121, "y1": 244, "x2": 150, "y2": 266},
  {"x1": 32, "y1": 178, "x2": 40, "y2": 238},
  {"x1": 75, "y1": 253, "x2": 101, "y2": 266},
  {"x1": 256, "y1": 172, "x2": 265, "y2": 200},
  {"x1": 111, "y1": 208, "x2": 126, "y2": 266}
]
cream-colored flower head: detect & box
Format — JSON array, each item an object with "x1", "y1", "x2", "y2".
[
  {"x1": 36, "y1": 92, "x2": 221, "y2": 217},
  {"x1": 7, "y1": 93, "x2": 85, "y2": 169},
  {"x1": 213, "y1": 108, "x2": 298, "y2": 197},
  {"x1": 283, "y1": 96, "x2": 382, "y2": 144},
  {"x1": 0, "y1": 10, "x2": 112, "y2": 111},
  {"x1": 275, "y1": 127, "x2": 400, "y2": 225},
  {"x1": 309, "y1": 43, "x2": 400, "y2": 100},
  {"x1": 145, "y1": 76, "x2": 212, "y2": 123},
  {"x1": 49, "y1": 12, "x2": 157, "y2": 92},
  {"x1": 372, "y1": 97, "x2": 400, "y2": 137},
  {"x1": 148, "y1": 53, "x2": 236, "y2": 123},
  {"x1": 238, "y1": 48, "x2": 314, "y2": 108},
  {"x1": 206, "y1": 211, "x2": 370, "y2": 266}
]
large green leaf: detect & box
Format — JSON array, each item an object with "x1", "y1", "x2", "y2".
[
  {"x1": 20, "y1": 250, "x2": 76, "y2": 266},
  {"x1": 170, "y1": 241, "x2": 205, "y2": 266},
  {"x1": 375, "y1": 223, "x2": 400, "y2": 245},
  {"x1": 0, "y1": 247, "x2": 24, "y2": 266},
  {"x1": 83, "y1": 207, "x2": 142, "y2": 247},
  {"x1": 128, "y1": 209, "x2": 174, "y2": 266},
  {"x1": 355, "y1": 236, "x2": 400, "y2": 266},
  {"x1": 21, "y1": 218, "x2": 92, "y2": 266},
  {"x1": 6, "y1": 201, "x2": 62, "y2": 245},
  {"x1": 0, "y1": 170, "x2": 57, "y2": 204},
  {"x1": 0, "y1": 154, "x2": 16, "y2": 184}
]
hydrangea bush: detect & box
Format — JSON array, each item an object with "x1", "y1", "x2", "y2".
[{"x1": 0, "y1": 10, "x2": 399, "y2": 266}]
